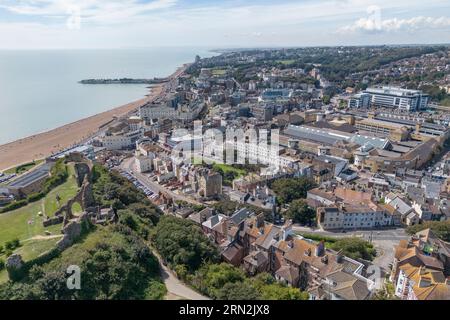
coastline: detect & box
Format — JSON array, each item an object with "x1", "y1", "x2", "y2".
[{"x1": 0, "y1": 64, "x2": 187, "y2": 172}]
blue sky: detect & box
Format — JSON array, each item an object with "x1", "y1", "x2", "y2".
[{"x1": 0, "y1": 0, "x2": 449, "y2": 49}]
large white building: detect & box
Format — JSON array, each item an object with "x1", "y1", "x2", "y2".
[
  {"x1": 363, "y1": 87, "x2": 429, "y2": 112},
  {"x1": 317, "y1": 205, "x2": 394, "y2": 230},
  {"x1": 139, "y1": 101, "x2": 204, "y2": 122},
  {"x1": 135, "y1": 155, "x2": 154, "y2": 173},
  {"x1": 348, "y1": 92, "x2": 371, "y2": 109},
  {"x1": 102, "y1": 129, "x2": 144, "y2": 150}
]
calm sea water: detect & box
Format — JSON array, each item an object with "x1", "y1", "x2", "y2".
[{"x1": 0, "y1": 48, "x2": 215, "y2": 145}]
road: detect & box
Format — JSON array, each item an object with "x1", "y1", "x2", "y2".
[
  {"x1": 293, "y1": 225, "x2": 408, "y2": 272},
  {"x1": 118, "y1": 158, "x2": 209, "y2": 300},
  {"x1": 151, "y1": 248, "x2": 209, "y2": 300},
  {"x1": 121, "y1": 157, "x2": 202, "y2": 206},
  {"x1": 77, "y1": 64, "x2": 191, "y2": 147}
]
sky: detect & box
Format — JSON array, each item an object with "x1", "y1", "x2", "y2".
[{"x1": 0, "y1": 0, "x2": 449, "y2": 49}]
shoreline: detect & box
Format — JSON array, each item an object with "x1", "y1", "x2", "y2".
[{"x1": 0, "y1": 64, "x2": 188, "y2": 172}]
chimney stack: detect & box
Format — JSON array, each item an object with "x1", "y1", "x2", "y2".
[{"x1": 315, "y1": 240, "x2": 325, "y2": 257}]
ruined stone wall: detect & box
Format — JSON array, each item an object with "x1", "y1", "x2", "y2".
[{"x1": 43, "y1": 158, "x2": 94, "y2": 226}]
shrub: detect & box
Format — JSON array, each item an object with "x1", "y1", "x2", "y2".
[
  {"x1": 28, "y1": 192, "x2": 45, "y2": 202},
  {"x1": 330, "y1": 238, "x2": 377, "y2": 261},
  {"x1": 4, "y1": 241, "x2": 13, "y2": 251},
  {"x1": 11, "y1": 239, "x2": 20, "y2": 249},
  {"x1": 0, "y1": 199, "x2": 29, "y2": 213},
  {"x1": 406, "y1": 220, "x2": 450, "y2": 242},
  {"x1": 151, "y1": 216, "x2": 219, "y2": 272}
]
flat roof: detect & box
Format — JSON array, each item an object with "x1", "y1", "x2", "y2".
[
  {"x1": 8, "y1": 163, "x2": 52, "y2": 188},
  {"x1": 284, "y1": 125, "x2": 351, "y2": 146},
  {"x1": 365, "y1": 86, "x2": 424, "y2": 97}
]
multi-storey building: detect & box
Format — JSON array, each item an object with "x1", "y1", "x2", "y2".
[
  {"x1": 102, "y1": 129, "x2": 144, "y2": 150},
  {"x1": 201, "y1": 210, "x2": 375, "y2": 300},
  {"x1": 348, "y1": 93, "x2": 371, "y2": 109},
  {"x1": 363, "y1": 86, "x2": 429, "y2": 111},
  {"x1": 391, "y1": 229, "x2": 450, "y2": 300}
]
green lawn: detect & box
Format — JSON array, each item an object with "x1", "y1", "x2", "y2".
[
  {"x1": 0, "y1": 163, "x2": 79, "y2": 283},
  {"x1": 13, "y1": 237, "x2": 61, "y2": 261},
  {"x1": 212, "y1": 163, "x2": 247, "y2": 186},
  {"x1": 72, "y1": 202, "x2": 83, "y2": 215},
  {"x1": 276, "y1": 59, "x2": 297, "y2": 65},
  {"x1": 0, "y1": 270, "x2": 7, "y2": 284},
  {"x1": 211, "y1": 68, "x2": 227, "y2": 76},
  {"x1": 43, "y1": 227, "x2": 123, "y2": 271},
  {"x1": 2, "y1": 159, "x2": 44, "y2": 175},
  {"x1": 43, "y1": 165, "x2": 79, "y2": 217},
  {"x1": 0, "y1": 164, "x2": 79, "y2": 245},
  {"x1": 213, "y1": 163, "x2": 247, "y2": 177}
]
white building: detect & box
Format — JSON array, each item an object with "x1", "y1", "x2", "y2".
[
  {"x1": 364, "y1": 87, "x2": 429, "y2": 112},
  {"x1": 135, "y1": 155, "x2": 154, "y2": 173},
  {"x1": 102, "y1": 129, "x2": 144, "y2": 150},
  {"x1": 348, "y1": 93, "x2": 371, "y2": 109},
  {"x1": 318, "y1": 205, "x2": 393, "y2": 230},
  {"x1": 139, "y1": 102, "x2": 204, "y2": 122}
]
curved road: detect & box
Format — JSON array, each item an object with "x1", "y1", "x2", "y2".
[
  {"x1": 118, "y1": 158, "x2": 208, "y2": 299},
  {"x1": 151, "y1": 249, "x2": 209, "y2": 300}
]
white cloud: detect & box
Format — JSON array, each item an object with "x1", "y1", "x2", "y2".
[
  {"x1": 339, "y1": 16, "x2": 450, "y2": 33},
  {"x1": 0, "y1": 0, "x2": 450, "y2": 48},
  {"x1": 0, "y1": 0, "x2": 178, "y2": 23}
]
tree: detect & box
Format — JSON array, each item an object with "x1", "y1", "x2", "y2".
[
  {"x1": 371, "y1": 280, "x2": 399, "y2": 300},
  {"x1": 151, "y1": 216, "x2": 219, "y2": 272},
  {"x1": 406, "y1": 220, "x2": 450, "y2": 242},
  {"x1": 285, "y1": 199, "x2": 316, "y2": 226},
  {"x1": 174, "y1": 264, "x2": 188, "y2": 281},
  {"x1": 11, "y1": 238, "x2": 20, "y2": 249},
  {"x1": 271, "y1": 177, "x2": 316, "y2": 205},
  {"x1": 192, "y1": 263, "x2": 247, "y2": 299},
  {"x1": 259, "y1": 284, "x2": 309, "y2": 300},
  {"x1": 330, "y1": 238, "x2": 377, "y2": 261},
  {"x1": 215, "y1": 281, "x2": 260, "y2": 300},
  {"x1": 253, "y1": 273, "x2": 309, "y2": 300}
]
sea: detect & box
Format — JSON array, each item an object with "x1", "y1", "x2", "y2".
[{"x1": 0, "y1": 47, "x2": 215, "y2": 145}]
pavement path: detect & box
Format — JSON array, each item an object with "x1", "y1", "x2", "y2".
[
  {"x1": 118, "y1": 158, "x2": 208, "y2": 299},
  {"x1": 151, "y1": 248, "x2": 209, "y2": 300}
]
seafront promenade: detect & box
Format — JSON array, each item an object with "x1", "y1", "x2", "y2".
[{"x1": 0, "y1": 64, "x2": 188, "y2": 172}]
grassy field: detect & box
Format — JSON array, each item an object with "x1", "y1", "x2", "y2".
[
  {"x1": 211, "y1": 68, "x2": 227, "y2": 76},
  {"x1": 276, "y1": 59, "x2": 297, "y2": 65},
  {"x1": 43, "y1": 165, "x2": 79, "y2": 217},
  {"x1": 0, "y1": 270, "x2": 7, "y2": 284},
  {"x1": 212, "y1": 163, "x2": 247, "y2": 186},
  {"x1": 72, "y1": 202, "x2": 83, "y2": 215},
  {"x1": 0, "y1": 164, "x2": 79, "y2": 245},
  {"x1": 13, "y1": 237, "x2": 61, "y2": 261},
  {"x1": 212, "y1": 163, "x2": 247, "y2": 177},
  {"x1": 0, "y1": 163, "x2": 79, "y2": 284},
  {"x1": 2, "y1": 159, "x2": 44, "y2": 175},
  {"x1": 32, "y1": 226, "x2": 166, "y2": 299}
]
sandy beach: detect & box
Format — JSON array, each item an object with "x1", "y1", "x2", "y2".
[
  {"x1": 0, "y1": 84, "x2": 161, "y2": 172},
  {"x1": 0, "y1": 64, "x2": 187, "y2": 172}
]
